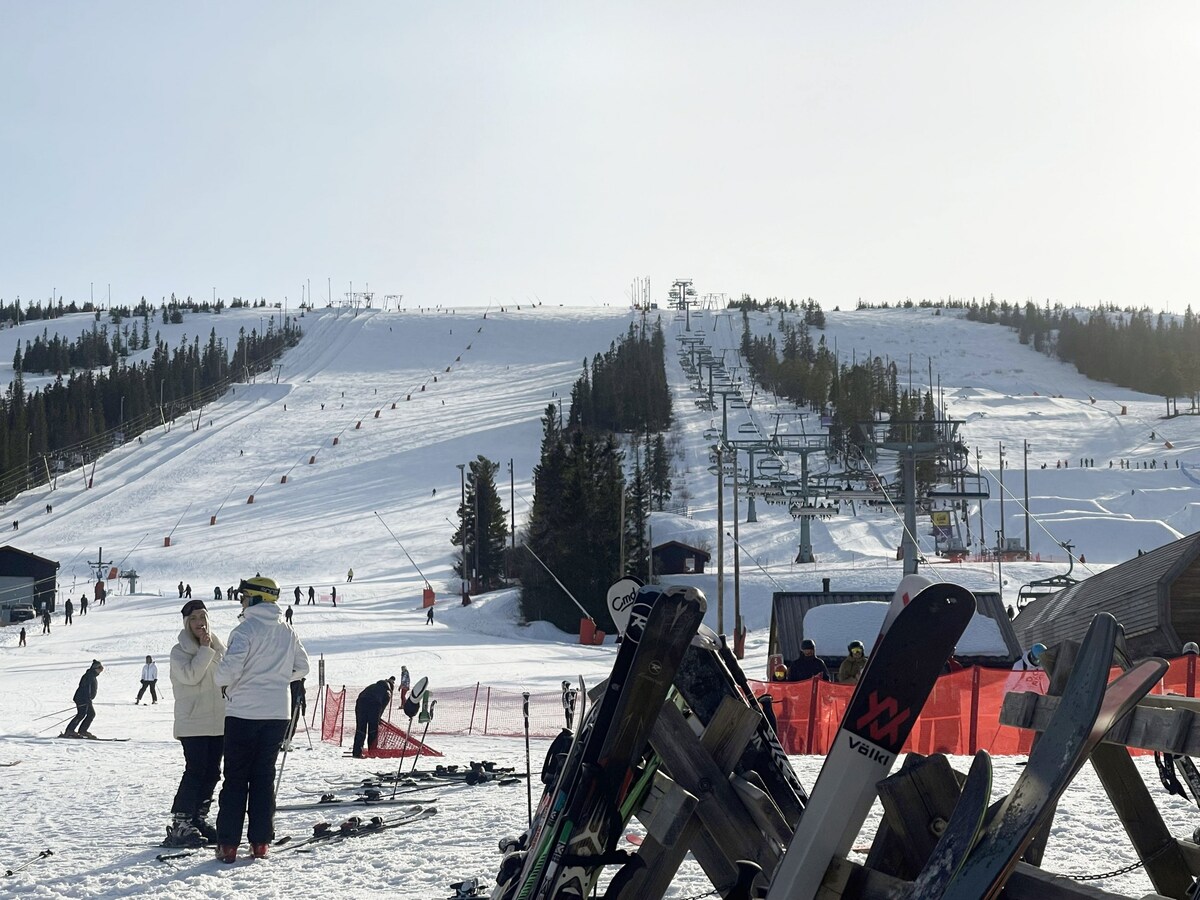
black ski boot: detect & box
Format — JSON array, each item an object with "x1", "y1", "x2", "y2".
[
  {"x1": 191, "y1": 800, "x2": 218, "y2": 844},
  {"x1": 163, "y1": 813, "x2": 207, "y2": 848}
]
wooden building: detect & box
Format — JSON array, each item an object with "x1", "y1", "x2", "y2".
[
  {"x1": 769, "y1": 582, "x2": 1020, "y2": 670},
  {"x1": 652, "y1": 540, "x2": 711, "y2": 575},
  {"x1": 0, "y1": 545, "x2": 60, "y2": 614},
  {"x1": 1013, "y1": 530, "x2": 1200, "y2": 658}
]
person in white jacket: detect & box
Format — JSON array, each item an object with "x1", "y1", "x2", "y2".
[
  {"x1": 165, "y1": 599, "x2": 226, "y2": 847},
  {"x1": 213, "y1": 576, "x2": 309, "y2": 862},
  {"x1": 136, "y1": 655, "x2": 159, "y2": 704}
]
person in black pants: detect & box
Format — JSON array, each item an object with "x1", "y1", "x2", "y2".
[
  {"x1": 64, "y1": 660, "x2": 104, "y2": 737},
  {"x1": 213, "y1": 576, "x2": 309, "y2": 862},
  {"x1": 352, "y1": 677, "x2": 394, "y2": 758},
  {"x1": 166, "y1": 599, "x2": 227, "y2": 847}
]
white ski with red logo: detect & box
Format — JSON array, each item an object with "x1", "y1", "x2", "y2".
[{"x1": 766, "y1": 582, "x2": 975, "y2": 900}]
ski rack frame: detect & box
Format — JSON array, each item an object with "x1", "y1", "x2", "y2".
[{"x1": 576, "y1": 624, "x2": 1192, "y2": 900}]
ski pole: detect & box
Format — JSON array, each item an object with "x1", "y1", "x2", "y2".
[
  {"x1": 392, "y1": 711, "x2": 417, "y2": 799},
  {"x1": 409, "y1": 700, "x2": 436, "y2": 774},
  {"x1": 38, "y1": 714, "x2": 76, "y2": 736},
  {"x1": 522, "y1": 692, "x2": 532, "y2": 828},
  {"x1": 274, "y1": 701, "x2": 303, "y2": 802},
  {"x1": 33, "y1": 706, "x2": 76, "y2": 721},
  {"x1": 4, "y1": 848, "x2": 52, "y2": 876}
]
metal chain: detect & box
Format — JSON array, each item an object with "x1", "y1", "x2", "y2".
[
  {"x1": 1062, "y1": 839, "x2": 1175, "y2": 881},
  {"x1": 672, "y1": 890, "x2": 721, "y2": 900}
]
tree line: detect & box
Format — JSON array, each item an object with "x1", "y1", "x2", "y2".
[
  {"x1": 0, "y1": 311, "x2": 301, "y2": 502},
  {"x1": 453, "y1": 318, "x2": 675, "y2": 632}
]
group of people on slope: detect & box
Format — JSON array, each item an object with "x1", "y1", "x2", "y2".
[{"x1": 159, "y1": 577, "x2": 308, "y2": 861}]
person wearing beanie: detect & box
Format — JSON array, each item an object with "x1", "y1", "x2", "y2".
[
  {"x1": 136, "y1": 655, "x2": 159, "y2": 704},
  {"x1": 63, "y1": 659, "x2": 104, "y2": 738},
  {"x1": 787, "y1": 638, "x2": 831, "y2": 683},
  {"x1": 838, "y1": 640, "x2": 868, "y2": 684},
  {"x1": 352, "y1": 677, "x2": 395, "y2": 758},
  {"x1": 165, "y1": 598, "x2": 227, "y2": 848},
  {"x1": 213, "y1": 576, "x2": 309, "y2": 862}
]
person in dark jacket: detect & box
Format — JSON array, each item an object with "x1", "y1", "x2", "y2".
[
  {"x1": 788, "y1": 639, "x2": 831, "y2": 682},
  {"x1": 352, "y1": 677, "x2": 394, "y2": 758},
  {"x1": 64, "y1": 659, "x2": 104, "y2": 737},
  {"x1": 64, "y1": 597, "x2": 74, "y2": 625}
]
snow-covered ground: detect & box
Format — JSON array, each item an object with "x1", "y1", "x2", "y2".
[{"x1": 1, "y1": 301, "x2": 1198, "y2": 899}]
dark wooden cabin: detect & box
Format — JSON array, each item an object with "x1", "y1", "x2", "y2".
[{"x1": 1013, "y1": 530, "x2": 1200, "y2": 658}]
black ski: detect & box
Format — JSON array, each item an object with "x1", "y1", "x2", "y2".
[
  {"x1": 276, "y1": 794, "x2": 438, "y2": 811},
  {"x1": 58, "y1": 733, "x2": 129, "y2": 741},
  {"x1": 292, "y1": 807, "x2": 438, "y2": 852},
  {"x1": 525, "y1": 584, "x2": 706, "y2": 900},
  {"x1": 674, "y1": 624, "x2": 808, "y2": 828},
  {"x1": 940, "y1": 614, "x2": 1166, "y2": 900}
]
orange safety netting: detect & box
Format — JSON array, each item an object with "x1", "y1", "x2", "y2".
[
  {"x1": 752, "y1": 655, "x2": 1200, "y2": 756},
  {"x1": 364, "y1": 719, "x2": 443, "y2": 759},
  {"x1": 321, "y1": 685, "x2": 346, "y2": 744}
]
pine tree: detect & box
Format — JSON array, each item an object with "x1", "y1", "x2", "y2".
[{"x1": 452, "y1": 455, "x2": 510, "y2": 590}]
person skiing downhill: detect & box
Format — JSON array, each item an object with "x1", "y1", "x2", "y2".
[
  {"x1": 213, "y1": 576, "x2": 309, "y2": 862},
  {"x1": 64, "y1": 660, "x2": 104, "y2": 737},
  {"x1": 166, "y1": 599, "x2": 226, "y2": 847}
]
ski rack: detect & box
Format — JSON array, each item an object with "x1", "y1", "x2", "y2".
[{"x1": 586, "y1": 637, "x2": 1183, "y2": 899}]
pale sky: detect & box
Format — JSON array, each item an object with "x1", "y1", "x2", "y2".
[{"x1": 2, "y1": 2, "x2": 1198, "y2": 311}]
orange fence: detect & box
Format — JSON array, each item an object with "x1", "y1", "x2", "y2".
[
  {"x1": 315, "y1": 655, "x2": 1200, "y2": 756},
  {"x1": 319, "y1": 683, "x2": 572, "y2": 746},
  {"x1": 751, "y1": 654, "x2": 1200, "y2": 756}
]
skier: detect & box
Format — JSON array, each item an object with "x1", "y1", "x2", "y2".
[
  {"x1": 213, "y1": 576, "x2": 310, "y2": 862},
  {"x1": 331, "y1": 585, "x2": 337, "y2": 607},
  {"x1": 41, "y1": 609, "x2": 51, "y2": 634},
  {"x1": 136, "y1": 655, "x2": 159, "y2": 704},
  {"x1": 787, "y1": 639, "x2": 830, "y2": 682},
  {"x1": 185, "y1": 584, "x2": 192, "y2": 599},
  {"x1": 18, "y1": 626, "x2": 26, "y2": 646},
  {"x1": 214, "y1": 586, "x2": 222, "y2": 601},
  {"x1": 97, "y1": 584, "x2": 106, "y2": 606},
  {"x1": 307, "y1": 585, "x2": 315, "y2": 605},
  {"x1": 178, "y1": 581, "x2": 185, "y2": 598},
  {"x1": 64, "y1": 659, "x2": 104, "y2": 738},
  {"x1": 79, "y1": 593, "x2": 88, "y2": 615},
  {"x1": 284, "y1": 605, "x2": 293, "y2": 626},
  {"x1": 346, "y1": 568, "x2": 354, "y2": 583},
  {"x1": 838, "y1": 640, "x2": 867, "y2": 684},
  {"x1": 561, "y1": 680, "x2": 578, "y2": 728},
  {"x1": 426, "y1": 606, "x2": 434, "y2": 625},
  {"x1": 293, "y1": 585, "x2": 301, "y2": 605},
  {"x1": 399, "y1": 666, "x2": 411, "y2": 706},
  {"x1": 352, "y1": 677, "x2": 394, "y2": 758},
  {"x1": 64, "y1": 597, "x2": 74, "y2": 625},
  {"x1": 167, "y1": 599, "x2": 226, "y2": 847}
]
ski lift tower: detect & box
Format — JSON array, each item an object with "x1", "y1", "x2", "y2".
[
  {"x1": 669, "y1": 279, "x2": 696, "y2": 330},
  {"x1": 862, "y1": 417, "x2": 988, "y2": 576},
  {"x1": 87, "y1": 546, "x2": 112, "y2": 593}
]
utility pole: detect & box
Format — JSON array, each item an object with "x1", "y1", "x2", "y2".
[
  {"x1": 1024, "y1": 440, "x2": 1031, "y2": 556},
  {"x1": 715, "y1": 444, "x2": 724, "y2": 635}
]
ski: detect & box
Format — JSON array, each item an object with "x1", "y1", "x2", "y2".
[
  {"x1": 675, "y1": 624, "x2": 808, "y2": 827},
  {"x1": 526, "y1": 584, "x2": 706, "y2": 900},
  {"x1": 57, "y1": 734, "x2": 129, "y2": 741},
  {"x1": 0, "y1": 761, "x2": 21, "y2": 767},
  {"x1": 895, "y1": 749, "x2": 992, "y2": 898},
  {"x1": 940, "y1": 617, "x2": 1166, "y2": 900},
  {"x1": 291, "y1": 807, "x2": 438, "y2": 852},
  {"x1": 446, "y1": 876, "x2": 488, "y2": 898},
  {"x1": 765, "y1": 582, "x2": 976, "y2": 900},
  {"x1": 276, "y1": 794, "x2": 438, "y2": 811}
]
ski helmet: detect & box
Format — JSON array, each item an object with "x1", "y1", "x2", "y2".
[
  {"x1": 848, "y1": 640, "x2": 865, "y2": 654},
  {"x1": 800, "y1": 638, "x2": 816, "y2": 651},
  {"x1": 238, "y1": 575, "x2": 280, "y2": 606},
  {"x1": 1027, "y1": 642, "x2": 1047, "y2": 666}
]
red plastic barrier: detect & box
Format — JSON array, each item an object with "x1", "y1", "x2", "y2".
[{"x1": 756, "y1": 656, "x2": 1190, "y2": 756}]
